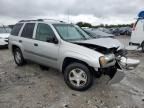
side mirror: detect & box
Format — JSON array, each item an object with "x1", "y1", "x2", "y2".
[{"x1": 47, "y1": 36, "x2": 58, "y2": 44}]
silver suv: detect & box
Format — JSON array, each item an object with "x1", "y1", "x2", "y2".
[{"x1": 9, "y1": 19, "x2": 138, "y2": 91}]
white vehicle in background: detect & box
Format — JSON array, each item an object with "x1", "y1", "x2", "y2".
[
  {"x1": 0, "y1": 25, "x2": 11, "y2": 47},
  {"x1": 130, "y1": 11, "x2": 144, "y2": 52}
]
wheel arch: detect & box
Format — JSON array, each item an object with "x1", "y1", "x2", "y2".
[
  {"x1": 61, "y1": 57, "x2": 95, "y2": 74},
  {"x1": 12, "y1": 45, "x2": 20, "y2": 54}
]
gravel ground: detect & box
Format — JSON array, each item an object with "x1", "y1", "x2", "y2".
[{"x1": 0, "y1": 36, "x2": 144, "y2": 108}]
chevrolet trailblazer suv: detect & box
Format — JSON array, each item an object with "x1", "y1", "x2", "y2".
[{"x1": 9, "y1": 19, "x2": 140, "y2": 91}]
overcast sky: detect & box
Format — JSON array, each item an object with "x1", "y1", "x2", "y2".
[{"x1": 0, "y1": 0, "x2": 143, "y2": 25}]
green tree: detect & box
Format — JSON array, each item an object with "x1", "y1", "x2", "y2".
[{"x1": 76, "y1": 22, "x2": 92, "y2": 28}]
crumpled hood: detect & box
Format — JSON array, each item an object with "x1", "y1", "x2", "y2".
[
  {"x1": 75, "y1": 38, "x2": 124, "y2": 49},
  {"x1": 0, "y1": 33, "x2": 9, "y2": 39}
]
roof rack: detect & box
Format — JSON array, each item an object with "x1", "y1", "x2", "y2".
[
  {"x1": 40, "y1": 19, "x2": 65, "y2": 23},
  {"x1": 19, "y1": 19, "x2": 65, "y2": 23},
  {"x1": 19, "y1": 19, "x2": 43, "y2": 22}
]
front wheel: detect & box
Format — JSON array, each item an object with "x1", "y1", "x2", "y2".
[
  {"x1": 64, "y1": 63, "x2": 93, "y2": 91},
  {"x1": 13, "y1": 48, "x2": 25, "y2": 66}
]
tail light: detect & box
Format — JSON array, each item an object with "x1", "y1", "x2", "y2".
[
  {"x1": 132, "y1": 19, "x2": 139, "y2": 31},
  {"x1": 132, "y1": 22, "x2": 136, "y2": 31}
]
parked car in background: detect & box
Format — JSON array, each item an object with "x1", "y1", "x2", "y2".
[
  {"x1": 111, "y1": 28, "x2": 121, "y2": 36},
  {"x1": 110, "y1": 27, "x2": 132, "y2": 36},
  {"x1": 119, "y1": 27, "x2": 132, "y2": 36},
  {"x1": 83, "y1": 28, "x2": 115, "y2": 38},
  {"x1": 97, "y1": 27, "x2": 113, "y2": 34},
  {"x1": 0, "y1": 25, "x2": 11, "y2": 47}
]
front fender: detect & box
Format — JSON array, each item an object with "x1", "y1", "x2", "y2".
[{"x1": 59, "y1": 51, "x2": 101, "y2": 71}]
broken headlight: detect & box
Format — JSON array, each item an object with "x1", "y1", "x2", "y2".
[{"x1": 99, "y1": 54, "x2": 115, "y2": 66}]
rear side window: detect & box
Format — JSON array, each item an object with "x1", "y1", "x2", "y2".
[
  {"x1": 21, "y1": 23, "x2": 35, "y2": 38},
  {"x1": 11, "y1": 23, "x2": 23, "y2": 36}
]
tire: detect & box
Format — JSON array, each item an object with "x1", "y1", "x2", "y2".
[
  {"x1": 64, "y1": 63, "x2": 93, "y2": 91},
  {"x1": 13, "y1": 48, "x2": 25, "y2": 66},
  {"x1": 141, "y1": 42, "x2": 144, "y2": 53}
]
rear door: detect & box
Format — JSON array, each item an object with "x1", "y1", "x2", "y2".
[
  {"x1": 9, "y1": 23, "x2": 24, "y2": 48},
  {"x1": 20, "y1": 23, "x2": 36, "y2": 60},
  {"x1": 31, "y1": 23, "x2": 59, "y2": 68}
]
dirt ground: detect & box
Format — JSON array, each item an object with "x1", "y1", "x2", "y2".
[{"x1": 0, "y1": 36, "x2": 144, "y2": 108}]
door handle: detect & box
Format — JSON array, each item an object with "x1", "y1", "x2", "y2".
[
  {"x1": 19, "y1": 40, "x2": 22, "y2": 43},
  {"x1": 34, "y1": 43, "x2": 38, "y2": 46}
]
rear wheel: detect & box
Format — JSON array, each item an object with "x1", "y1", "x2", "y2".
[
  {"x1": 13, "y1": 48, "x2": 25, "y2": 66},
  {"x1": 64, "y1": 63, "x2": 93, "y2": 91}
]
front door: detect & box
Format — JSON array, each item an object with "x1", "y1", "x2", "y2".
[{"x1": 32, "y1": 23, "x2": 59, "y2": 68}]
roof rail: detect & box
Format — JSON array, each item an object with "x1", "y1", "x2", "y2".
[
  {"x1": 19, "y1": 19, "x2": 43, "y2": 22},
  {"x1": 39, "y1": 19, "x2": 65, "y2": 23},
  {"x1": 19, "y1": 19, "x2": 65, "y2": 23}
]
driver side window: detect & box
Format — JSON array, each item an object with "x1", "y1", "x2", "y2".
[{"x1": 36, "y1": 23, "x2": 55, "y2": 42}]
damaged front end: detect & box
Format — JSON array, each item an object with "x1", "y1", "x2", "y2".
[
  {"x1": 108, "y1": 56, "x2": 140, "y2": 84},
  {"x1": 74, "y1": 42, "x2": 140, "y2": 84},
  {"x1": 99, "y1": 53, "x2": 140, "y2": 84}
]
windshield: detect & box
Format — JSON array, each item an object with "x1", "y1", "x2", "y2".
[
  {"x1": 53, "y1": 24, "x2": 90, "y2": 41},
  {"x1": 0, "y1": 27, "x2": 11, "y2": 33}
]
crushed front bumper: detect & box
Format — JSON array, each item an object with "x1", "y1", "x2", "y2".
[
  {"x1": 119, "y1": 57, "x2": 140, "y2": 70},
  {"x1": 100, "y1": 56, "x2": 140, "y2": 84}
]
